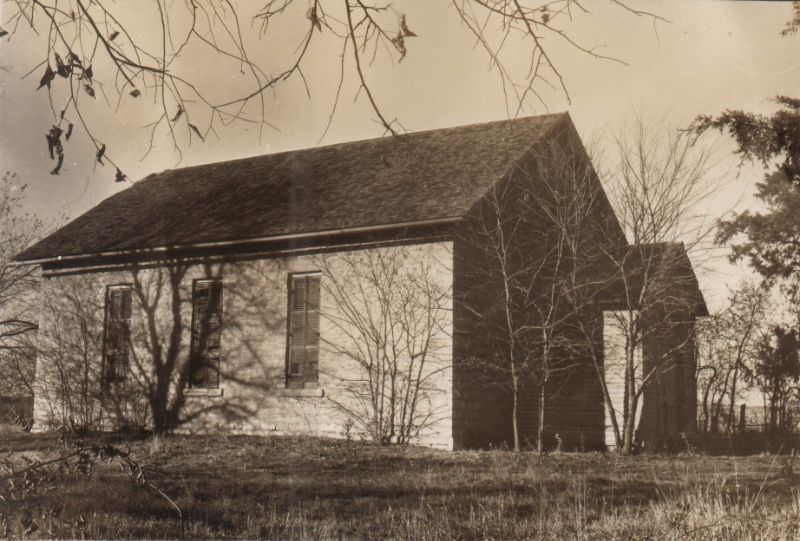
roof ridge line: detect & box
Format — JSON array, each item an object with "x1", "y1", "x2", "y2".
[{"x1": 140, "y1": 112, "x2": 570, "y2": 181}]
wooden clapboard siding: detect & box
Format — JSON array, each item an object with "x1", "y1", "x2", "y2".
[{"x1": 451, "y1": 118, "x2": 625, "y2": 450}]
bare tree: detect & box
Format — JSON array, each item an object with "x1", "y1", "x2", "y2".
[
  {"x1": 754, "y1": 325, "x2": 800, "y2": 433},
  {"x1": 463, "y1": 176, "x2": 537, "y2": 452},
  {"x1": 696, "y1": 313, "x2": 730, "y2": 434},
  {"x1": 0, "y1": 171, "x2": 42, "y2": 422},
  {"x1": 33, "y1": 265, "x2": 185, "y2": 431},
  {"x1": 453, "y1": 114, "x2": 716, "y2": 453},
  {"x1": 34, "y1": 274, "x2": 108, "y2": 429},
  {"x1": 456, "y1": 115, "x2": 715, "y2": 454},
  {"x1": 34, "y1": 260, "x2": 258, "y2": 433},
  {"x1": 458, "y1": 127, "x2": 611, "y2": 452},
  {"x1": 0, "y1": 173, "x2": 41, "y2": 352},
  {"x1": 32, "y1": 249, "x2": 454, "y2": 440},
  {"x1": 521, "y1": 135, "x2": 611, "y2": 453},
  {"x1": 695, "y1": 282, "x2": 769, "y2": 434},
  {"x1": 319, "y1": 246, "x2": 452, "y2": 445},
  {"x1": 2, "y1": 1, "x2": 665, "y2": 176},
  {"x1": 590, "y1": 112, "x2": 719, "y2": 453}
]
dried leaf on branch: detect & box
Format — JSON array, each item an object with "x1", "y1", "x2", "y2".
[
  {"x1": 9, "y1": 0, "x2": 665, "y2": 172},
  {"x1": 50, "y1": 154, "x2": 64, "y2": 175},
  {"x1": 171, "y1": 105, "x2": 183, "y2": 122},
  {"x1": 391, "y1": 34, "x2": 407, "y2": 62},
  {"x1": 189, "y1": 123, "x2": 205, "y2": 142},
  {"x1": 38, "y1": 66, "x2": 55, "y2": 90},
  {"x1": 400, "y1": 15, "x2": 416, "y2": 37},
  {"x1": 55, "y1": 53, "x2": 70, "y2": 77},
  {"x1": 45, "y1": 126, "x2": 63, "y2": 161}
]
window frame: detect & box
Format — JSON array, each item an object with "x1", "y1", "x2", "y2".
[
  {"x1": 102, "y1": 284, "x2": 133, "y2": 386},
  {"x1": 285, "y1": 272, "x2": 321, "y2": 388},
  {"x1": 188, "y1": 278, "x2": 223, "y2": 389}
]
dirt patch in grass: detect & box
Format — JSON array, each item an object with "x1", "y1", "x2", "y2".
[{"x1": 2, "y1": 433, "x2": 800, "y2": 539}]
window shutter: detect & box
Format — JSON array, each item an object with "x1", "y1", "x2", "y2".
[
  {"x1": 121, "y1": 288, "x2": 132, "y2": 319},
  {"x1": 207, "y1": 282, "x2": 222, "y2": 387},
  {"x1": 190, "y1": 285, "x2": 209, "y2": 386},
  {"x1": 190, "y1": 280, "x2": 223, "y2": 388},
  {"x1": 119, "y1": 288, "x2": 131, "y2": 374},
  {"x1": 288, "y1": 276, "x2": 306, "y2": 382},
  {"x1": 293, "y1": 278, "x2": 306, "y2": 311},
  {"x1": 287, "y1": 274, "x2": 320, "y2": 387},
  {"x1": 305, "y1": 276, "x2": 320, "y2": 382},
  {"x1": 104, "y1": 289, "x2": 117, "y2": 382},
  {"x1": 104, "y1": 286, "x2": 132, "y2": 385}
]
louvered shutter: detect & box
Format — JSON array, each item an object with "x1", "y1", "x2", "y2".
[
  {"x1": 289, "y1": 277, "x2": 306, "y2": 379},
  {"x1": 104, "y1": 286, "x2": 131, "y2": 384},
  {"x1": 190, "y1": 280, "x2": 223, "y2": 388},
  {"x1": 119, "y1": 288, "x2": 132, "y2": 374},
  {"x1": 206, "y1": 282, "x2": 222, "y2": 387},
  {"x1": 305, "y1": 276, "x2": 320, "y2": 382},
  {"x1": 287, "y1": 274, "x2": 320, "y2": 387}
]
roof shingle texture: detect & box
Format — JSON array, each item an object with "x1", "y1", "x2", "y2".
[{"x1": 16, "y1": 113, "x2": 565, "y2": 261}]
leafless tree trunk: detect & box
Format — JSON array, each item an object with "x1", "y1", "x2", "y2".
[
  {"x1": 0, "y1": 172, "x2": 43, "y2": 402},
  {"x1": 695, "y1": 281, "x2": 769, "y2": 435},
  {"x1": 592, "y1": 111, "x2": 721, "y2": 454},
  {"x1": 35, "y1": 275, "x2": 105, "y2": 429},
  {"x1": 319, "y1": 246, "x2": 451, "y2": 445},
  {"x1": 36, "y1": 260, "x2": 252, "y2": 433},
  {"x1": 461, "y1": 129, "x2": 601, "y2": 452}
]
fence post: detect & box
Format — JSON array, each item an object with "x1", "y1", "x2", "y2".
[{"x1": 739, "y1": 403, "x2": 746, "y2": 434}]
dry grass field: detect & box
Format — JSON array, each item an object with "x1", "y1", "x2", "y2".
[{"x1": 1, "y1": 428, "x2": 800, "y2": 540}]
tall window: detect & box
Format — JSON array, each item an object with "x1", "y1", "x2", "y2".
[
  {"x1": 189, "y1": 280, "x2": 223, "y2": 388},
  {"x1": 287, "y1": 273, "x2": 320, "y2": 387},
  {"x1": 104, "y1": 285, "x2": 132, "y2": 384}
]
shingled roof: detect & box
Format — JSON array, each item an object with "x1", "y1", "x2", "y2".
[
  {"x1": 16, "y1": 113, "x2": 568, "y2": 263},
  {"x1": 626, "y1": 242, "x2": 709, "y2": 317}
]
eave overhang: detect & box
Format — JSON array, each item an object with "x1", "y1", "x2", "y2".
[{"x1": 14, "y1": 217, "x2": 460, "y2": 276}]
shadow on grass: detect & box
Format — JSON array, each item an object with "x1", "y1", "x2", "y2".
[{"x1": 4, "y1": 432, "x2": 798, "y2": 539}]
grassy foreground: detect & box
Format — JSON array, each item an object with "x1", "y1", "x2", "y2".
[{"x1": 2, "y1": 429, "x2": 800, "y2": 540}]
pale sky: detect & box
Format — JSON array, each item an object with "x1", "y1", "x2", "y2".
[{"x1": 1, "y1": 0, "x2": 798, "y2": 311}]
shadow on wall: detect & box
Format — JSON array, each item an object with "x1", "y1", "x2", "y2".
[
  {"x1": 33, "y1": 261, "x2": 260, "y2": 434},
  {"x1": 0, "y1": 395, "x2": 33, "y2": 427},
  {"x1": 32, "y1": 243, "x2": 454, "y2": 446}
]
